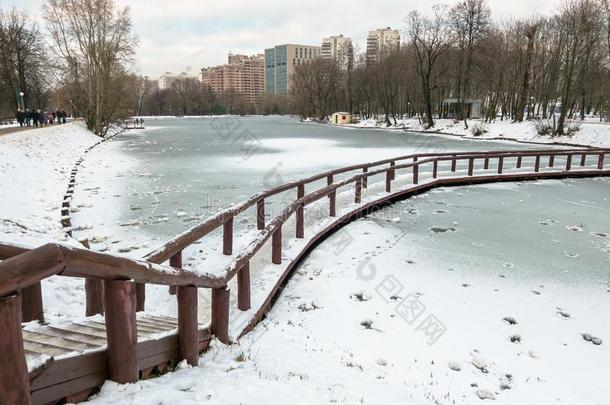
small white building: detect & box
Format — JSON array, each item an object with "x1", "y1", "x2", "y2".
[
  {"x1": 441, "y1": 99, "x2": 483, "y2": 119},
  {"x1": 331, "y1": 112, "x2": 352, "y2": 125}
]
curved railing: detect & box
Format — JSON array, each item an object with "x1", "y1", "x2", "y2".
[{"x1": 1, "y1": 147, "x2": 609, "y2": 404}]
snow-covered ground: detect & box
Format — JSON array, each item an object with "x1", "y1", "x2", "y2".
[
  {"x1": 349, "y1": 117, "x2": 610, "y2": 148},
  {"x1": 86, "y1": 179, "x2": 610, "y2": 405},
  {"x1": 0, "y1": 122, "x2": 99, "y2": 246},
  {"x1": 1, "y1": 117, "x2": 608, "y2": 404}
]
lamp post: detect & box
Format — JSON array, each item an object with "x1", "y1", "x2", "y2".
[{"x1": 18, "y1": 92, "x2": 24, "y2": 111}]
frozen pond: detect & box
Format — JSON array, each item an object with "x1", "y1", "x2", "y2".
[{"x1": 71, "y1": 116, "x2": 535, "y2": 254}]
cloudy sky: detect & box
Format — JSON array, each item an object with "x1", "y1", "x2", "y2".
[{"x1": 6, "y1": 0, "x2": 558, "y2": 77}]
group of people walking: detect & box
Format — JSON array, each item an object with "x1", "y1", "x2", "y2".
[{"x1": 15, "y1": 108, "x2": 68, "y2": 128}]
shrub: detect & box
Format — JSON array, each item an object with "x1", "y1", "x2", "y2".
[
  {"x1": 534, "y1": 119, "x2": 554, "y2": 136},
  {"x1": 471, "y1": 122, "x2": 488, "y2": 136}
]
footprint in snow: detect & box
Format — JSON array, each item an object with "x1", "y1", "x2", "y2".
[
  {"x1": 509, "y1": 334, "x2": 521, "y2": 343},
  {"x1": 556, "y1": 309, "x2": 571, "y2": 319},
  {"x1": 503, "y1": 317, "x2": 518, "y2": 325},
  {"x1": 430, "y1": 226, "x2": 456, "y2": 233},
  {"x1": 582, "y1": 333, "x2": 603, "y2": 345}
]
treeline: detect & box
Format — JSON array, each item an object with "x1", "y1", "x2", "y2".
[
  {"x1": 292, "y1": 0, "x2": 610, "y2": 134},
  {"x1": 126, "y1": 75, "x2": 289, "y2": 117}
]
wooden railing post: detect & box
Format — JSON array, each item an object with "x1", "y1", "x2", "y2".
[
  {"x1": 296, "y1": 184, "x2": 305, "y2": 238},
  {"x1": 104, "y1": 280, "x2": 138, "y2": 384},
  {"x1": 86, "y1": 278, "x2": 105, "y2": 316},
  {"x1": 211, "y1": 286, "x2": 230, "y2": 344},
  {"x1": 549, "y1": 154, "x2": 555, "y2": 167},
  {"x1": 390, "y1": 161, "x2": 396, "y2": 180},
  {"x1": 327, "y1": 174, "x2": 334, "y2": 199},
  {"x1": 0, "y1": 293, "x2": 30, "y2": 405},
  {"x1": 413, "y1": 163, "x2": 419, "y2": 185},
  {"x1": 598, "y1": 153, "x2": 605, "y2": 170},
  {"x1": 237, "y1": 262, "x2": 251, "y2": 311},
  {"x1": 177, "y1": 286, "x2": 198, "y2": 366},
  {"x1": 296, "y1": 203, "x2": 305, "y2": 239},
  {"x1": 566, "y1": 154, "x2": 572, "y2": 171},
  {"x1": 329, "y1": 190, "x2": 336, "y2": 217},
  {"x1": 484, "y1": 157, "x2": 489, "y2": 170},
  {"x1": 468, "y1": 158, "x2": 474, "y2": 176},
  {"x1": 354, "y1": 178, "x2": 362, "y2": 203},
  {"x1": 580, "y1": 154, "x2": 587, "y2": 167},
  {"x1": 257, "y1": 199, "x2": 265, "y2": 230},
  {"x1": 535, "y1": 155, "x2": 541, "y2": 172},
  {"x1": 21, "y1": 282, "x2": 44, "y2": 322},
  {"x1": 433, "y1": 161, "x2": 438, "y2": 179},
  {"x1": 82, "y1": 240, "x2": 110, "y2": 314},
  {"x1": 169, "y1": 251, "x2": 182, "y2": 295},
  {"x1": 135, "y1": 283, "x2": 145, "y2": 312},
  {"x1": 272, "y1": 226, "x2": 282, "y2": 264},
  {"x1": 516, "y1": 156, "x2": 522, "y2": 169},
  {"x1": 498, "y1": 157, "x2": 504, "y2": 174},
  {"x1": 223, "y1": 216, "x2": 233, "y2": 255},
  {"x1": 385, "y1": 170, "x2": 392, "y2": 192},
  {"x1": 362, "y1": 167, "x2": 368, "y2": 188},
  {"x1": 451, "y1": 155, "x2": 457, "y2": 172}
]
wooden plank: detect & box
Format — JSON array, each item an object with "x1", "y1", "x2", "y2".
[
  {"x1": 31, "y1": 372, "x2": 106, "y2": 405},
  {"x1": 31, "y1": 328, "x2": 106, "y2": 347},
  {"x1": 52, "y1": 324, "x2": 108, "y2": 339},
  {"x1": 84, "y1": 319, "x2": 162, "y2": 335},
  {"x1": 30, "y1": 348, "x2": 106, "y2": 392},
  {"x1": 143, "y1": 314, "x2": 178, "y2": 323},
  {"x1": 23, "y1": 330, "x2": 95, "y2": 352},
  {"x1": 46, "y1": 325, "x2": 107, "y2": 344},
  {"x1": 23, "y1": 340, "x2": 70, "y2": 357},
  {"x1": 136, "y1": 319, "x2": 177, "y2": 331}
]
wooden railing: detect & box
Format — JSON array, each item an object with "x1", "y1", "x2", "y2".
[{"x1": 0, "y1": 147, "x2": 609, "y2": 404}]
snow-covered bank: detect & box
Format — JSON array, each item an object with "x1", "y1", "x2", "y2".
[
  {"x1": 348, "y1": 118, "x2": 610, "y2": 148},
  {"x1": 0, "y1": 122, "x2": 99, "y2": 246}
]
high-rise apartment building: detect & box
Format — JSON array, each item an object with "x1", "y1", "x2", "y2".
[
  {"x1": 265, "y1": 44, "x2": 321, "y2": 96},
  {"x1": 366, "y1": 27, "x2": 400, "y2": 61},
  {"x1": 201, "y1": 53, "x2": 265, "y2": 104},
  {"x1": 321, "y1": 35, "x2": 353, "y2": 61},
  {"x1": 158, "y1": 72, "x2": 200, "y2": 90}
]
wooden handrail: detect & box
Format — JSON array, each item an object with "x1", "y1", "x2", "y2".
[
  {"x1": 2, "y1": 148, "x2": 607, "y2": 294},
  {"x1": 144, "y1": 147, "x2": 604, "y2": 263},
  {"x1": 0, "y1": 243, "x2": 226, "y2": 297}
]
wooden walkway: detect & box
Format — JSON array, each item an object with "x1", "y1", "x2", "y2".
[{"x1": 1, "y1": 147, "x2": 609, "y2": 404}]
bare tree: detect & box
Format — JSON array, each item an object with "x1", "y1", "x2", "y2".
[
  {"x1": 449, "y1": 0, "x2": 491, "y2": 127},
  {"x1": 0, "y1": 8, "x2": 48, "y2": 112},
  {"x1": 407, "y1": 5, "x2": 452, "y2": 128},
  {"x1": 44, "y1": 0, "x2": 136, "y2": 136}
]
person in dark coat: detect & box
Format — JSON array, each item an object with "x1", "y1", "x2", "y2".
[
  {"x1": 15, "y1": 109, "x2": 24, "y2": 127},
  {"x1": 24, "y1": 109, "x2": 32, "y2": 127}
]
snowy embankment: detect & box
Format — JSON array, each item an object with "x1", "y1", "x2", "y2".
[
  {"x1": 0, "y1": 122, "x2": 99, "y2": 246},
  {"x1": 349, "y1": 118, "x2": 610, "y2": 148},
  {"x1": 0, "y1": 123, "x2": 102, "y2": 323}
]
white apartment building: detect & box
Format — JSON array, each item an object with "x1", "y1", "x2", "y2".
[
  {"x1": 366, "y1": 27, "x2": 400, "y2": 61},
  {"x1": 321, "y1": 35, "x2": 353, "y2": 61}
]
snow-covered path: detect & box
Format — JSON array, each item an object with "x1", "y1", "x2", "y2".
[
  {"x1": 0, "y1": 122, "x2": 99, "y2": 246},
  {"x1": 86, "y1": 178, "x2": 610, "y2": 405}
]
